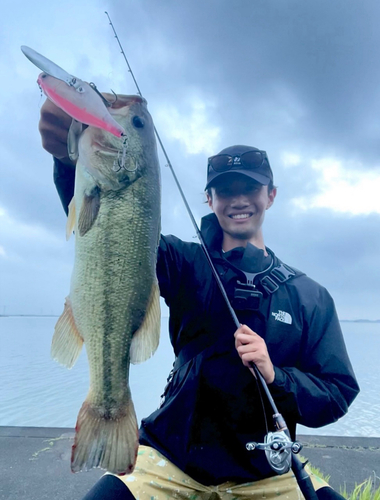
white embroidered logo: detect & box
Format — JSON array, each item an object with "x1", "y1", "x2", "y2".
[{"x1": 272, "y1": 310, "x2": 292, "y2": 325}]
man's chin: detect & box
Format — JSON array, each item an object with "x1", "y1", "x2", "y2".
[{"x1": 226, "y1": 229, "x2": 254, "y2": 241}]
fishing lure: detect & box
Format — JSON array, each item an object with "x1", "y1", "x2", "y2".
[{"x1": 21, "y1": 46, "x2": 125, "y2": 138}]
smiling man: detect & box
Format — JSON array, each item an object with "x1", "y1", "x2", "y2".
[
  {"x1": 206, "y1": 146, "x2": 276, "y2": 254},
  {"x1": 204, "y1": 146, "x2": 278, "y2": 385},
  {"x1": 39, "y1": 98, "x2": 358, "y2": 500},
  {"x1": 84, "y1": 145, "x2": 358, "y2": 500}
]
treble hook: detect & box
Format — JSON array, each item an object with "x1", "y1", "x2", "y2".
[
  {"x1": 108, "y1": 89, "x2": 118, "y2": 105},
  {"x1": 112, "y1": 136, "x2": 137, "y2": 172},
  {"x1": 123, "y1": 157, "x2": 138, "y2": 173},
  {"x1": 89, "y1": 82, "x2": 116, "y2": 108}
]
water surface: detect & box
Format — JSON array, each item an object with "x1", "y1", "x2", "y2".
[{"x1": 1, "y1": 317, "x2": 379, "y2": 437}]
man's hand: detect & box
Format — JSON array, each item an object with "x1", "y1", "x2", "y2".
[
  {"x1": 38, "y1": 98, "x2": 76, "y2": 167},
  {"x1": 234, "y1": 324, "x2": 275, "y2": 384}
]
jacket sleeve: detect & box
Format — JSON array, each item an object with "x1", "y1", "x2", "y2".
[
  {"x1": 269, "y1": 285, "x2": 360, "y2": 428},
  {"x1": 156, "y1": 235, "x2": 192, "y2": 304}
]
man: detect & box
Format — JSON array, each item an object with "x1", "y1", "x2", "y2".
[{"x1": 39, "y1": 99, "x2": 359, "y2": 500}]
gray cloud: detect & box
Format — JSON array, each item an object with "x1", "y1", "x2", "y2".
[
  {"x1": 1, "y1": 0, "x2": 380, "y2": 318},
  {"x1": 110, "y1": 0, "x2": 380, "y2": 164}
]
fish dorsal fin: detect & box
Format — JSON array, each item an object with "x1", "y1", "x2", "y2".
[
  {"x1": 66, "y1": 197, "x2": 76, "y2": 240},
  {"x1": 51, "y1": 296, "x2": 84, "y2": 368},
  {"x1": 130, "y1": 282, "x2": 161, "y2": 364},
  {"x1": 78, "y1": 186, "x2": 101, "y2": 237}
]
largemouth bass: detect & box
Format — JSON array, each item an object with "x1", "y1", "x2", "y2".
[{"x1": 52, "y1": 94, "x2": 161, "y2": 475}]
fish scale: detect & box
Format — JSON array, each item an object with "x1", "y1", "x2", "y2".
[{"x1": 74, "y1": 185, "x2": 153, "y2": 397}]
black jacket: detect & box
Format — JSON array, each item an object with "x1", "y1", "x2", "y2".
[
  {"x1": 53, "y1": 160, "x2": 359, "y2": 486},
  {"x1": 141, "y1": 214, "x2": 359, "y2": 485}
]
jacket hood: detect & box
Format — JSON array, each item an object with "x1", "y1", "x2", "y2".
[{"x1": 200, "y1": 213, "x2": 223, "y2": 254}]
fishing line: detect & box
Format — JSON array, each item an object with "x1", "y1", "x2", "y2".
[
  {"x1": 105, "y1": 11, "x2": 318, "y2": 499},
  {"x1": 105, "y1": 9, "x2": 274, "y2": 405}
]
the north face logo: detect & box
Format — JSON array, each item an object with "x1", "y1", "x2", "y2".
[{"x1": 272, "y1": 310, "x2": 292, "y2": 325}]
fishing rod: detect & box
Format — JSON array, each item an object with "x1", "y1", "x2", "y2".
[{"x1": 105, "y1": 11, "x2": 318, "y2": 499}]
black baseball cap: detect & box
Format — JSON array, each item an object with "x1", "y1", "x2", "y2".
[{"x1": 205, "y1": 145, "x2": 273, "y2": 190}]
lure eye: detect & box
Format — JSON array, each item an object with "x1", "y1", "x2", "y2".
[{"x1": 132, "y1": 116, "x2": 144, "y2": 128}]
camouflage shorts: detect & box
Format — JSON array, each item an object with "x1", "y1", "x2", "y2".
[{"x1": 109, "y1": 445, "x2": 329, "y2": 500}]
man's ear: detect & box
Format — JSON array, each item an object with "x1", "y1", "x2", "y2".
[
  {"x1": 207, "y1": 192, "x2": 213, "y2": 210},
  {"x1": 266, "y1": 187, "x2": 277, "y2": 209}
]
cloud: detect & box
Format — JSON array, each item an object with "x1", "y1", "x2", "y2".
[
  {"x1": 1, "y1": 0, "x2": 380, "y2": 319},
  {"x1": 156, "y1": 96, "x2": 221, "y2": 155},
  {"x1": 292, "y1": 157, "x2": 380, "y2": 215},
  {"x1": 282, "y1": 152, "x2": 302, "y2": 168}
]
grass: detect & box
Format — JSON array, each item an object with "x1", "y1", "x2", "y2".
[
  {"x1": 339, "y1": 477, "x2": 380, "y2": 500},
  {"x1": 305, "y1": 459, "x2": 380, "y2": 499}
]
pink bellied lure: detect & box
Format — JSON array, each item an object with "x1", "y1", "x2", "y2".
[{"x1": 21, "y1": 45, "x2": 125, "y2": 138}]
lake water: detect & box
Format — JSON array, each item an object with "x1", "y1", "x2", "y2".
[{"x1": 1, "y1": 316, "x2": 379, "y2": 437}]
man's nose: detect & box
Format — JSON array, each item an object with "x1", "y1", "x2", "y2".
[{"x1": 230, "y1": 193, "x2": 250, "y2": 207}]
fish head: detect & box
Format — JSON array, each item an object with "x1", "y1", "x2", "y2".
[{"x1": 78, "y1": 95, "x2": 159, "y2": 190}]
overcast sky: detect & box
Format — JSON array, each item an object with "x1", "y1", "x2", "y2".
[{"x1": 1, "y1": 0, "x2": 380, "y2": 319}]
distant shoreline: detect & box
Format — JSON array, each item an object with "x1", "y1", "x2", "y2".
[
  {"x1": 340, "y1": 319, "x2": 380, "y2": 323},
  {"x1": 0, "y1": 314, "x2": 59, "y2": 318},
  {"x1": 1, "y1": 314, "x2": 379, "y2": 323}
]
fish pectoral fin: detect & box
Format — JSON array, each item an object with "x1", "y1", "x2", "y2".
[
  {"x1": 66, "y1": 197, "x2": 76, "y2": 240},
  {"x1": 78, "y1": 186, "x2": 101, "y2": 237},
  {"x1": 130, "y1": 282, "x2": 161, "y2": 364},
  {"x1": 51, "y1": 296, "x2": 83, "y2": 368}
]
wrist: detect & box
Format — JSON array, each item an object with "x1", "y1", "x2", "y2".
[{"x1": 267, "y1": 368, "x2": 275, "y2": 385}]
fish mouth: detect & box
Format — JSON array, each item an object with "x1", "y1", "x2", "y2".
[{"x1": 92, "y1": 141, "x2": 120, "y2": 154}]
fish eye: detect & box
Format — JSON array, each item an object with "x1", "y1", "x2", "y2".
[{"x1": 132, "y1": 116, "x2": 144, "y2": 128}]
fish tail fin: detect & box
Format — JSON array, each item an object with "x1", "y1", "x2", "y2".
[
  {"x1": 130, "y1": 282, "x2": 161, "y2": 364},
  {"x1": 71, "y1": 399, "x2": 138, "y2": 475},
  {"x1": 51, "y1": 296, "x2": 83, "y2": 368}
]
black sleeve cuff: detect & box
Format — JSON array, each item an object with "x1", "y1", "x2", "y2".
[
  {"x1": 53, "y1": 157, "x2": 75, "y2": 215},
  {"x1": 268, "y1": 366, "x2": 287, "y2": 392}
]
